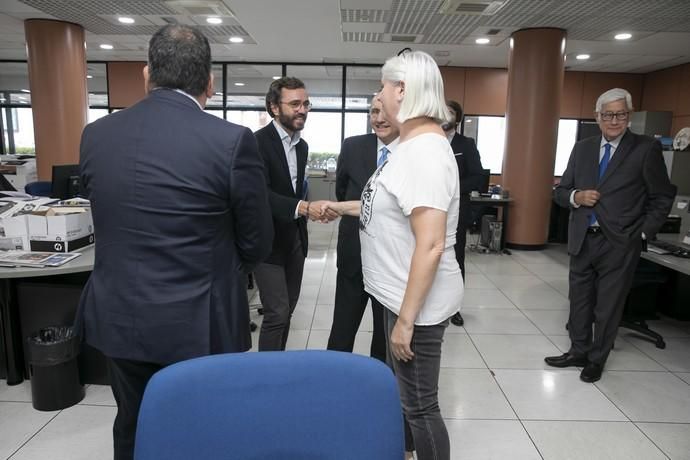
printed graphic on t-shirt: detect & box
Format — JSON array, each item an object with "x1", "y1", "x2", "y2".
[{"x1": 359, "y1": 162, "x2": 387, "y2": 235}]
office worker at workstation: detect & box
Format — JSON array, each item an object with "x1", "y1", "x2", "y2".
[
  {"x1": 545, "y1": 88, "x2": 675, "y2": 383},
  {"x1": 77, "y1": 25, "x2": 272, "y2": 460},
  {"x1": 324, "y1": 50, "x2": 461, "y2": 460},
  {"x1": 254, "y1": 77, "x2": 336, "y2": 351},
  {"x1": 443, "y1": 100, "x2": 485, "y2": 327},
  {"x1": 326, "y1": 98, "x2": 399, "y2": 362}
]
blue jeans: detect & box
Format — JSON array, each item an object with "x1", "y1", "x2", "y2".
[{"x1": 379, "y1": 300, "x2": 450, "y2": 460}]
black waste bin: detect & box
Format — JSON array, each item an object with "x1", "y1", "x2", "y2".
[{"x1": 27, "y1": 326, "x2": 85, "y2": 411}]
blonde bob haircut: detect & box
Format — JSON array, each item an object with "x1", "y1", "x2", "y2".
[{"x1": 381, "y1": 50, "x2": 452, "y2": 125}]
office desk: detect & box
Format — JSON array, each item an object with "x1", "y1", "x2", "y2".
[
  {"x1": 640, "y1": 234, "x2": 690, "y2": 322},
  {"x1": 642, "y1": 234, "x2": 690, "y2": 276},
  {"x1": 470, "y1": 196, "x2": 513, "y2": 253},
  {"x1": 0, "y1": 248, "x2": 94, "y2": 385}
]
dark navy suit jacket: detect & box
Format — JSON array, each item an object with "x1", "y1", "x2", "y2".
[
  {"x1": 254, "y1": 122, "x2": 308, "y2": 265},
  {"x1": 78, "y1": 89, "x2": 273, "y2": 364}
]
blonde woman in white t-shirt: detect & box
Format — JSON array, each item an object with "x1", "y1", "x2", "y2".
[{"x1": 323, "y1": 50, "x2": 462, "y2": 460}]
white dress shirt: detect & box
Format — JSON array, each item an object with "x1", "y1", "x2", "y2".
[{"x1": 272, "y1": 120, "x2": 305, "y2": 219}]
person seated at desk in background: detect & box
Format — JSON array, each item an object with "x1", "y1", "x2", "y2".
[
  {"x1": 77, "y1": 24, "x2": 273, "y2": 460},
  {"x1": 545, "y1": 87, "x2": 675, "y2": 383},
  {"x1": 443, "y1": 100, "x2": 486, "y2": 327}
]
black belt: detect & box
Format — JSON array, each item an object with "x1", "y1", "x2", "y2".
[{"x1": 586, "y1": 226, "x2": 602, "y2": 234}]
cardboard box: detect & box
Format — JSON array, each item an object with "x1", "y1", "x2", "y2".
[
  {"x1": 27, "y1": 209, "x2": 94, "y2": 253},
  {"x1": 0, "y1": 214, "x2": 30, "y2": 250}
]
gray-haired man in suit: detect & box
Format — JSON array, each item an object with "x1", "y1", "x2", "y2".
[
  {"x1": 326, "y1": 98, "x2": 399, "y2": 362},
  {"x1": 545, "y1": 88, "x2": 675, "y2": 383}
]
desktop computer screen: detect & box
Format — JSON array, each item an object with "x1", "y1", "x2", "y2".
[{"x1": 51, "y1": 164, "x2": 81, "y2": 199}]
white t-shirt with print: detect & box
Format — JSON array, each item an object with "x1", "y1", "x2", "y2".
[{"x1": 360, "y1": 132, "x2": 463, "y2": 325}]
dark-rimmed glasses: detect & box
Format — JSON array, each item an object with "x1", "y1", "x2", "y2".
[{"x1": 599, "y1": 111, "x2": 629, "y2": 121}]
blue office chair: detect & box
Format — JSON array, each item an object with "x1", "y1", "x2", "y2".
[
  {"x1": 24, "y1": 181, "x2": 52, "y2": 197},
  {"x1": 134, "y1": 350, "x2": 404, "y2": 460}
]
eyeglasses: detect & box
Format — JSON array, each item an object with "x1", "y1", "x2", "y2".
[
  {"x1": 599, "y1": 111, "x2": 629, "y2": 121},
  {"x1": 280, "y1": 100, "x2": 312, "y2": 111}
]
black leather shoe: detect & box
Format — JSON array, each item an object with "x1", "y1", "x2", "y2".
[
  {"x1": 580, "y1": 363, "x2": 603, "y2": 383},
  {"x1": 450, "y1": 312, "x2": 464, "y2": 326},
  {"x1": 544, "y1": 352, "x2": 587, "y2": 368}
]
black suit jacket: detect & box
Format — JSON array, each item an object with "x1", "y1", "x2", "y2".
[
  {"x1": 78, "y1": 89, "x2": 273, "y2": 364},
  {"x1": 554, "y1": 130, "x2": 675, "y2": 255},
  {"x1": 450, "y1": 133, "x2": 485, "y2": 224},
  {"x1": 335, "y1": 133, "x2": 378, "y2": 276},
  {"x1": 255, "y1": 122, "x2": 309, "y2": 264}
]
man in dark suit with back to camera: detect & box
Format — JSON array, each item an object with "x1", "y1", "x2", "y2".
[
  {"x1": 78, "y1": 25, "x2": 273, "y2": 460},
  {"x1": 444, "y1": 100, "x2": 486, "y2": 327},
  {"x1": 545, "y1": 88, "x2": 675, "y2": 383},
  {"x1": 326, "y1": 98, "x2": 399, "y2": 362},
  {"x1": 254, "y1": 77, "x2": 336, "y2": 351}
]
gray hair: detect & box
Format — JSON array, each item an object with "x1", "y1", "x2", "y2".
[
  {"x1": 595, "y1": 88, "x2": 633, "y2": 113},
  {"x1": 381, "y1": 50, "x2": 451, "y2": 125}
]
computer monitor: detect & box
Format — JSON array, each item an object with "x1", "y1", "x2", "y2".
[
  {"x1": 478, "y1": 169, "x2": 491, "y2": 194},
  {"x1": 51, "y1": 164, "x2": 81, "y2": 199}
]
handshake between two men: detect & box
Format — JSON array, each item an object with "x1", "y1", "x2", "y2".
[{"x1": 298, "y1": 200, "x2": 361, "y2": 223}]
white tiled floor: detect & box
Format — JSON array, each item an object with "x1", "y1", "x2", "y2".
[{"x1": 2, "y1": 220, "x2": 690, "y2": 459}]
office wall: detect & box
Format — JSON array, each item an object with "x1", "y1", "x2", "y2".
[
  {"x1": 642, "y1": 63, "x2": 690, "y2": 136},
  {"x1": 440, "y1": 66, "x2": 644, "y2": 119},
  {"x1": 107, "y1": 62, "x2": 146, "y2": 108}
]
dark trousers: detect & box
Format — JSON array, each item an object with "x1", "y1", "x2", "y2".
[
  {"x1": 568, "y1": 232, "x2": 641, "y2": 364},
  {"x1": 380, "y1": 300, "x2": 450, "y2": 460},
  {"x1": 454, "y1": 203, "x2": 469, "y2": 280},
  {"x1": 255, "y1": 235, "x2": 305, "y2": 351},
  {"x1": 107, "y1": 356, "x2": 163, "y2": 460},
  {"x1": 327, "y1": 268, "x2": 386, "y2": 362}
]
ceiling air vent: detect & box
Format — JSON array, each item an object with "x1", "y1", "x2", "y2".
[
  {"x1": 487, "y1": 28, "x2": 502, "y2": 35},
  {"x1": 165, "y1": 1, "x2": 235, "y2": 17},
  {"x1": 439, "y1": 0, "x2": 509, "y2": 16},
  {"x1": 391, "y1": 35, "x2": 417, "y2": 43}
]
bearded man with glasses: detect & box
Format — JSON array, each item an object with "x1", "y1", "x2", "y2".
[
  {"x1": 253, "y1": 77, "x2": 337, "y2": 351},
  {"x1": 545, "y1": 88, "x2": 675, "y2": 383}
]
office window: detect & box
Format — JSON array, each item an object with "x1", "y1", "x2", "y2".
[
  {"x1": 554, "y1": 119, "x2": 579, "y2": 176},
  {"x1": 205, "y1": 109, "x2": 225, "y2": 120},
  {"x1": 302, "y1": 112, "x2": 342, "y2": 166},
  {"x1": 344, "y1": 112, "x2": 370, "y2": 139},
  {"x1": 464, "y1": 116, "x2": 506, "y2": 174},
  {"x1": 287, "y1": 65, "x2": 342, "y2": 110},
  {"x1": 346, "y1": 66, "x2": 380, "y2": 110},
  {"x1": 12, "y1": 107, "x2": 35, "y2": 154},
  {"x1": 226, "y1": 110, "x2": 271, "y2": 132},
  {"x1": 207, "y1": 64, "x2": 224, "y2": 109},
  {"x1": 226, "y1": 64, "x2": 280, "y2": 110},
  {"x1": 87, "y1": 63, "x2": 108, "y2": 108},
  {"x1": 88, "y1": 109, "x2": 109, "y2": 123}
]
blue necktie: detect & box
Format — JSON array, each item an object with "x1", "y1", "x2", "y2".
[
  {"x1": 589, "y1": 143, "x2": 612, "y2": 226},
  {"x1": 377, "y1": 146, "x2": 389, "y2": 167}
]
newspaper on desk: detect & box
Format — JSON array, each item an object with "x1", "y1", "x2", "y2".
[{"x1": 0, "y1": 250, "x2": 81, "y2": 268}]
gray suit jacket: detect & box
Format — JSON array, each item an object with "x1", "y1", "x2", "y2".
[{"x1": 554, "y1": 130, "x2": 675, "y2": 256}]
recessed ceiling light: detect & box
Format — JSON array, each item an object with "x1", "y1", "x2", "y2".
[
  {"x1": 207, "y1": 17, "x2": 222, "y2": 24},
  {"x1": 475, "y1": 38, "x2": 490, "y2": 45},
  {"x1": 100, "y1": 44, "x2": 114, "y2": 50},
  {"x1": 87, "y1": 75, "x2": 93, "y2": 79},
  {"x1": 215, "y1": 92, "x2": 222, "y2": 95},
  {"x1": 229, "y1": 36, "x2": 244, "y2": 43},
  {"x1": 576, "y1": 54, "x2": 590, "y2": 60},
  {"x1": 20, "y1": 88, "x2": 30, "y2": 93},
  {"x1": 614, "y1": 33, "x2": 632, "y2": 40},
  {"x1": 234, "y1": 82, "x2": 245, "y2": 86},
  {"x1": 118, "y1": 17, "x2": 135, "y2": 24},
  {"x1": 272, "y1": 76, "x2": 281, "y2": 80}
]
